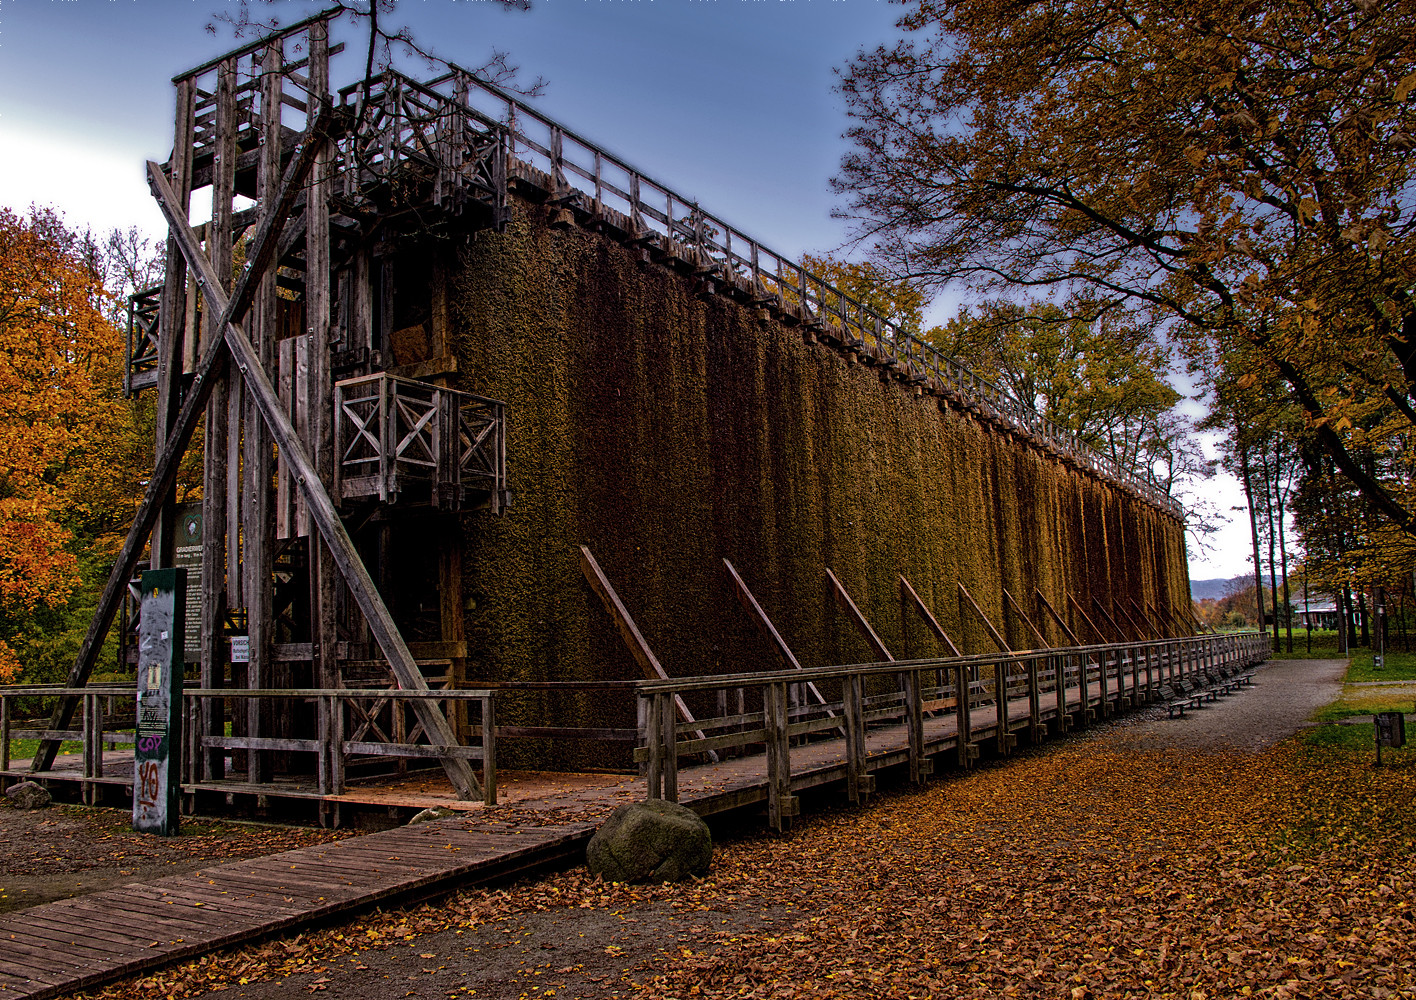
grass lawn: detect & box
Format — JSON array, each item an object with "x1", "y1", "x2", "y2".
[
  {"x1": 1303, "y1": 643, "x2": 1416, "y2": 727},
  {"x1": 1347, "y1": 649, "x2": 1416, "y2": 682}
]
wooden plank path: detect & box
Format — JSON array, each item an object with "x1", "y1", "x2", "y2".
[{"x1": 0, "y1": 653, "x2": 1262, "y2": 999}]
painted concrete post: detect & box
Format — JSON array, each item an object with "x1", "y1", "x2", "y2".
[{"x1": 134, "y1": 567, "x2": 186, "y2": 836}]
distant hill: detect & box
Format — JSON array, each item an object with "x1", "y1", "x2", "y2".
[{"x1": 1190, "y1": 576, "x2": 1249, "y2": 601}]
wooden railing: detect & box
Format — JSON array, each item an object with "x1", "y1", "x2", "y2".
[
  {"x1": 333, "y1": 372, "x2": 507, "y2": 511},
  {"x1": 381, "y1": 64, "x2": 1184, "y2": 518},
  {"x1": 124, "y1": 284, "x2": 161, "y2": 396},
  {"x1": 634, "y1": 632, "x2": 1269, "y2": 829}
]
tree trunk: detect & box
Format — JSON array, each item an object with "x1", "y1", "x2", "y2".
[
  {"x1": 1273, "y1": 440, "x2": 1294, "y2": 654},
  {"x1": 1260, "y1": 447, "x2": 1282, "y2": 653},
  {"x1": 1239, "y1": 442, "x2": 1266, "y2": 631}
]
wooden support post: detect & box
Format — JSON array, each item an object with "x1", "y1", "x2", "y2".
[
  {"x1": 645, "y1": 693, "x2": 662, "y2": 800},
  {"x1": 1147, "y1": 601, "x2": 1179, "y2": 638},
  {"x1": 994, "y1": 660, "x2": 1012, "y2": 754},
  {"x1": 724, "y1": 559, "x2": 834, "y2": 713},
  {"x1": 480, "y1": 695, "x2": 496, "y2": 806},
  {"x1": 658, "y1": 692, "x2": 678, "y2": 803},
  {"x1": 1035, "y1": 589, "x2": 1081, "y2": 646},
  {"x1": 904, "y1": 667, "x2": 928, "y2": 783},
  {"x1": 1092, "y1": 596, "x2": 1132, "y2": 643},
  {"x1": 1026, "y1": 654, "x2": 1041, "y2": 742},
  {"x1": 580, "y1": 546, "x2": 716, "y2": 760},
  {"x1": 202, "y1": 55, "x2": 238, "y2": 775},
  {"x1": 1066, "y1": 593, "x2": 1110, "y2": 644},
  {"x1": 958, "y1": 582, "x2": 1010, "y2": 654},
  {"x1": 147, "y1": 161, "x2": 481, "y2": 800},
  {"x1": 955, "y1": 660, "x2": 974, "y2": 767},
  {"x1": 763, "y1": 682, "x2": 795, "y2": 832},
  {"x1": 1053, "y1": 653, "x2": 1070, "y2": 731},
  {"x1": 1, "y1": 696, "x2": 9, "y2": 778},
  {"x1": 1002, "y1": 588, "x2": 1048, "y2": 650},
  {"x1": 152, "y1": 77, "x2": 195, "y2": 571},
  {"x1": 1115, "y1": 599, "x2": 1151, "y2": 641},
  {"x1": 1128, "y1": 598, "x2": 1163, "y2": 639},
  {"x1": 243, "y1": 40, "x2": 284, "y2": 786},
  {"x1": 328, "y1": 695, "x2": 344, "y2": 799},
  {"x1": 843, "y1": 674, "x2": 872, "y2": 804}
]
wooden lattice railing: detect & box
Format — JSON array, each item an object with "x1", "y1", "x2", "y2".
[{"x1": 333, "y1": 372, "x2": 507, "y2": 511}]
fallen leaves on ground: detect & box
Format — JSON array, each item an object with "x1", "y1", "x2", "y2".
[
  {"x1": 64, "y1": 734, "x2": 1416, "y2": 999},
  {"x1": 0, "y1": 806, "x2": 355, "y2": 879}
]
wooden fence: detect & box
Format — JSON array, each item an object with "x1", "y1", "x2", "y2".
[
  {"x1": 0, "y1": 633, "x2": 1266, "y2": 828},
  {"x1": 636, "y1": 632, "x2": 1269, "y2": 829}
]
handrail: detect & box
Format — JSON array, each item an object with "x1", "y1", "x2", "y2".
[{"x1": 634, "y1": 633, "x2": 1264, "y2": 694}]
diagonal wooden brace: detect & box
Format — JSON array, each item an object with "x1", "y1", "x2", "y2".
[
  {"x1": 147, "y1": 163, "x2": 480, "y2": 801},
  {"x1": 577, "y1": 546, "x2": 717, "y2": 763},
  {"x1": 1034, "y1": 588, "x2": 1081, "y2": 646},
  {"x1": 825, "y1": 568, "x2": 893, "y2": 661},
  {"x1": 1002, "y1": 587, "x2": 1048, "y2": 650},
  {"x1": 33, "y1": 114, "x2": 333, "y2": 774},
  {"x1": 957, "y1": 581, "x2": 1011, "y2": 653},
  {"x1": 899, "y1": 575, "x2": 962, "y2": 656},
  {"x1": 723, "y1": 559, "x2": 833, "y2": 713}
]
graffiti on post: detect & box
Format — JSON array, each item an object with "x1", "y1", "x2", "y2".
[{"x1": 133, "y1": 567, "x2": 186, "y2": 836}]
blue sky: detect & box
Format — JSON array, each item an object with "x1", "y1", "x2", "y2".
[{"x1": 0, "y1": 0, "x2": 1253, "y2": 582}]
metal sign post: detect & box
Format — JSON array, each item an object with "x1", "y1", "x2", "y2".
[
  {"x1": 133, "y1": 568, "x2": 186, "y2": 835},
  {"x1": 1375, "y1": 711, "x2": 1407, "y2": 767}
]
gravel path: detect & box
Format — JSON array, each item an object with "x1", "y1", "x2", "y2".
[{"x1": 1116, "y1": 657, "x2": 1346, "y2": 751}]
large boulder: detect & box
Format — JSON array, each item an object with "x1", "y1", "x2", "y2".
[
  {"x1": 586, "y1": 800, "x2": 712, "y2": 883},
  {"x1": 407, "y1": 806, "x2": 456, "y2": 825},
  {"x1": 4, "y1": 781, "x2": 51, "y2": 810}
]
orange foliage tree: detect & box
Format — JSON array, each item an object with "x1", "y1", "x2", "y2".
[{"x1": 0, "y1": 207, "x2": 142, "y2": 681}]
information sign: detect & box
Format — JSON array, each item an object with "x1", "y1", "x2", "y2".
[{"x1": 172, "y1": 502, "x2": 204, "y2": 657}]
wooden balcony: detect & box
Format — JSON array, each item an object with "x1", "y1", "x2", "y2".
[{"x1": 334, "y1": 373, "x2": 508, "y2": 512}]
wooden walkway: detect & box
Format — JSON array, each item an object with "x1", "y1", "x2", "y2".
[{"x1": 0, "y1": 654, "x2": 1262, "y2": 999}]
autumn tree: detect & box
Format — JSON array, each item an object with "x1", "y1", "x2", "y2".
[
  {"x1": 801, "y1": 253, "x2": 927, "y2": 337},
  {"x1": 836, "y1": 0, "x2": 1416, "y2": 534},
  {"x1": 0, "y1": 207, "x2": 154, "y2": 681}
]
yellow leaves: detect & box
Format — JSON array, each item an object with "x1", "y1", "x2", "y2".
[{"x1": 1394, "y1": 72, "x2": 1416, "y2": 104}]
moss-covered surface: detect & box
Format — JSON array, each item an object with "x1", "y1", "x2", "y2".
[{"x1": 444, "y1": 201, "x2": 1191, "y2": 765}]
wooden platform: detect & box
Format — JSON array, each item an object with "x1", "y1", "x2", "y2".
[{"x1": 0, "y1": 664, "x2": 1256, "y2": 999}]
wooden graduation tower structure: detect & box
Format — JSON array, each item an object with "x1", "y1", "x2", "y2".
[
  {"x1": 36, "y1": 10, "x2": 1194, "y2": 814},
  {"x1": 42, "y1": 11, "x2": 522, "y2": 802}
]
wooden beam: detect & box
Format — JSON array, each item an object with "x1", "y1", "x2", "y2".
[
  {"x1": 1126, "y1": 597, "x2": 1162, "y2": 639},
  {"x1": 33, "y1": 117, "x2": 332, "y2": 774},
  {"x1": 198, "y1": 55, "x2": 238, "y2": 783},
  {"x1": 1002, "y1": 588, "x2": 1048, "y2": 650},
  {"x1": 151, "y1": 77, "x2": 196, "y2": 571},
  {"x1": 722, "y1": 559, "x2": 831, "y2": 710},
  {"x1": 1145, "y1": 600, "x2": 1173, "y2": 637},
  {"x1": 899, "y1": 576, "x2": 961, "y2": 656},
  {"x1": 957, "y1": 582, "x2": 1010, "y2": 653},
  {"x1": 1034, "y1": 589, "x2": 1081, "y2": 646},
  {"x1": 578, "y1": 546, "x2": 715, "y2": 760},
  {"x1": 825, "y1": 568, "x2": 893, "y2": 661},
  {"x1": 147, "y1": 159, "x2": 480, "y2": 800},
  {"x1": 1066, "y1": 593, "x2": 1111, "y2": 643},
  {"x1": 1092, "y1": 596, "x2": 1133, "y2": 642}
]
